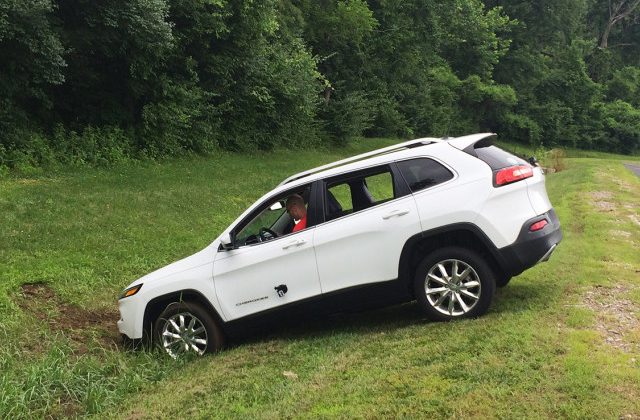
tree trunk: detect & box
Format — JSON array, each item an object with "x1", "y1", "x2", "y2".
[
  {"x1": 600, "y1": 0, "x2": 640, "y2": 49},
  {"x1": 324, "y1": 86, "x2": 331, "y2": 107}
]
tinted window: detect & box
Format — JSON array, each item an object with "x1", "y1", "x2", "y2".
[
  {"x1": 396, "y1": 158, "x2": 454, "y2": 193},
  {"x1": 365, "y1": 172, "x2": 395, "y2": 202},
  {"x1": 325, "y1": 166, "x2": 397, "y2": 221},
  {"x1": 467, "y1": 143, "x2": 528, "y2": 170}
]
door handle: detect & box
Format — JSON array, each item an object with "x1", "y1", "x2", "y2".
[
  {"x1": 382, "y1": 209, "x2": 410, "y2": 220},
  {"x1": 282, "y1": 239, "x2": 306, "y2": 249}
]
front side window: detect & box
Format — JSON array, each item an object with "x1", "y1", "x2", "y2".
[
  {"x1": 234, "y1": 186, "x2": 311, "y2": 247},
  {"x1": 396, "y1": 158, "x2": 454, "y2": 193}
]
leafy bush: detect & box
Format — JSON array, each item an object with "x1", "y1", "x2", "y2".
[
  {"x1": 52, "y1": 126, "x2": 134, "y2": 167},
  {"x1": 598, "y1": 100, "x2": 640, "y2": 154},
  {"x1": 606, "y1": 67, "x2": 640, "y2": 106},
  {"x1": 502, "y1": 113, "x2": 542, "y2": 146},
  {"x1": 140, "y1": 79, "x2": 219, "y2": 158},
  {"x1": 323, "y1": 90, "x2": 377, "y2": 146}
]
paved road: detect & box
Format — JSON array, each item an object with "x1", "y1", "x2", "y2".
[{"x1": 623, "y1": 163, "x2": 640, "y2": 179}]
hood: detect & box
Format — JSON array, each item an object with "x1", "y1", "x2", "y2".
[{"x1": 131, "y1": 245, "x2": 216, "y2": 287}]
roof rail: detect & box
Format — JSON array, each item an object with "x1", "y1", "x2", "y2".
[{"x1": 279, "y1": 137, "x2": 440, "y2": 186}]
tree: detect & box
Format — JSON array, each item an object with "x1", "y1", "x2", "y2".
[
  {"x1": 599, "y1": 0, "x2": 640, "y2": 48},
  {"x1": 51, "y1": 0, "x2": 174, "y2": 128},
  {"x1": 0, "y1": 0, "x2": 65, "y2": 151}
]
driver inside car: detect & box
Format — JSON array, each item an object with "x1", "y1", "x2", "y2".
[{"x1": 285, "y1": 194, "x2": 307, "y2": 232}]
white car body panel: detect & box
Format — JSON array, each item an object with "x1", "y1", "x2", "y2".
[
  {"x1": 117, "y1": 245, "x2": 221, "y2": 338},
  {"x1": 445, "y1": 133, "x2": 496, "y2": 151},
  {"x1": 475, "y1": 182, "x2": 539, "y2": 248},
  {"x1": 525, "y1": 168, "x2": 554, "y2": 216},
  {"x1": 405, "y1": 144, "x2": 493, "y2": 234},
  {"x1": 313, "y1": 194, "x2": 421, "y2": 293},
  {"x1": 212, "y1": 228, "x2": 320, "y2": 321}
]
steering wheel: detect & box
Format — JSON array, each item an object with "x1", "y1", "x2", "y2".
[{"x1": 259, "y1": 227, "x2": 278, "y2": 242}]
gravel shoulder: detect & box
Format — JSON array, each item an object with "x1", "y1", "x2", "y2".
[{"x1": 623, "y1": 163, "x2": 640, "y2": 178}]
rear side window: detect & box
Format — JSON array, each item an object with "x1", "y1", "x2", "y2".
[
  {"x1": 324, "y1": 165, "x2": 398, "y2": 221},
  {"x1": 396, "y1": 158, "x2": 454, "y2": 193},
  {"x1": 466, "y1": 141, "x2": 528, "y2": 170}
]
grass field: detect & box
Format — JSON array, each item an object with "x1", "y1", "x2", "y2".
[{"x1": 1, "y1": 139, "x2": 639, "y2": 419}]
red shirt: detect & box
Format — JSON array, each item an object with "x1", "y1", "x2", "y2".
[{"x1": 293, "y1": 215, "x2": 307, "y2": 232}]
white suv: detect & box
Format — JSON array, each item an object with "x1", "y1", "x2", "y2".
[{"x1": 118, "y1": 133, "x2": 562, "y2": 358}]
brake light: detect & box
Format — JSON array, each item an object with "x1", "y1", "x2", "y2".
[
  {"x1": 495, "y1": 165, "x2": 533, "y2": 186},
  {"x1": 530, "y1": 220, "x2": 548, "y2": 232}
]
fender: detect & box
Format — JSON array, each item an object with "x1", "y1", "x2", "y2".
[
  {"x1": 397, "y1": 223, "x2": 509, "y2": 289},
  {"x1": 143, "y1": 289, "x2": 227, "y2": 337}
]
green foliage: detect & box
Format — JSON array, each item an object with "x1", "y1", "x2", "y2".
[
  {"x1": 2, "y1": 0, "x2": 640, "y2": 169},
  {"x1": 323, "y1": 89, "x2": 376, "y2": 145},
  {"x1": 51, "y1": 125, "x2": 134, "y2": 166},
  {"x1": 140, "y1": 76, "x2": 219, "y2": 157},
  {"x1": 501, "y1": 113, "x2": 542, "y2": 146},
  {"x1": 0, "y1": 0, "x2": 65, "y2": 155},
  {"x1": 607, "y1": 66, "x2": 640, "y2": 106},
  {"x1": 594, "y1": 100, "x2": 640, "y2": 154},
  {"x1": 51, "y1": 0, "x2": 174, "y2": 128},
  {"x1": 437, "y1": 0, "x2": 513, "y2": 80}
]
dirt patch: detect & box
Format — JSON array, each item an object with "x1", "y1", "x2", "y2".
[
  {"x1": 590, "y1": 190, "x2": 614, "y2": 200},
  {"x1": 588, "y1": 191, "x2": 617, "y2": 212},
  {"x1": 609, "y1": 230, "x2": 632, "y2": 238},
  {"x1": 582, "y1": 284, "x2": 640, "y2": 354},
  {"x1": 17, "y1": 282, "x2": 122, "y2": 353},
  {"x1": 592, "y1": 201, "x2": 617, "y2": 212}
]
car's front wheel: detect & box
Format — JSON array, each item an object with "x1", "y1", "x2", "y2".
[
  {"x1": 414, "y1": 247, "x2": 496, "y2": 321},
  {"x1": 155, "y1": 301, "x2": 225, "y2": 359}
]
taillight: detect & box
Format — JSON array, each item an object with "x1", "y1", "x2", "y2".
[
  {"x1": 495, "y1": 165, "x2": 533, "y2": 186},
  {"x1": 530, "y1": 220, "x2": 548, "y2": 232}
]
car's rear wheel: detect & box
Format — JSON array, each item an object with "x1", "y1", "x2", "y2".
[
  {"x1": 414, "y1": 247, "x2": 496, "y2": 321},
  {"x1": 155, "y1": 301, "x2": 225, "y2": 359}
]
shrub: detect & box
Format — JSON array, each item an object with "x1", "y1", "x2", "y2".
[
  {"x1": 323, "y1": 90, "x2": 376, "y2": 146},
  {"x1": 548, "y1": 148, "x2": 567, "y2": 172},
  {"x1": 597, "y1": 100, "x2": 640, "y2": 155},
  {"x1": 501, "y1": 113, "x2": 542, "y2": 146}
]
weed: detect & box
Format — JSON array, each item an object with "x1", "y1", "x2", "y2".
[{"x1": 548, "y1": 148, "x2": 568, "y2": 172}]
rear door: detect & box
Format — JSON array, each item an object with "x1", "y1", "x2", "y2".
[{"x1": 313, "y1": 164, "x2": 421, "y2": 293}]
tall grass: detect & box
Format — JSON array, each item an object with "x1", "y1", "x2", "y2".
[
  {"x1": 1, "y1": 139, "x2": 639, "y2": 419},
  {"x1": 0, "y1": 139, "x2": 393, "y2": 418}
]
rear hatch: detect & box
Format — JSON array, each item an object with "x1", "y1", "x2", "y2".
[{"x1": 456, "y1": 136, "x2": 552, "y2": 216}]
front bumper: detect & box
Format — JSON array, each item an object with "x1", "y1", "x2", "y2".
[
  {"x1": 497, "y1": 208, "x2": 563, "y2": 277},
  {"x1": 117, "y1": 294, "x2": 145, "y2": 340}
]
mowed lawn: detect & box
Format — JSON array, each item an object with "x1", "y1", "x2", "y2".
[{"x1": 1, "y1": 140, "x2": 639, "y2": 419}]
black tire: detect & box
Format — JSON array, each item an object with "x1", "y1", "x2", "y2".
[
  {"x1": 155, "y1": 301, "x2": 225, "y2": 358},
  {"x1": 414, "y1": 247, "x2": 496, "y2": 321}
]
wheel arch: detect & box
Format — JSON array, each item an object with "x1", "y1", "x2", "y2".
[
  {"x1": 142, "y1": 289, "x2": 226, "y2": 340},
  {"x1": 398, "y1": 223, "x2": 509, "y2": 294}
]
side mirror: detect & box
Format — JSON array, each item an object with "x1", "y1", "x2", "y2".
[{"x1": 219, "y1": 233, "x2": 234, "y2": 250}]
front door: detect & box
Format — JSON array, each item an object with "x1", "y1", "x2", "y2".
[{"x1": 213, "y1": 185, "x2": 321, "y2": 321}]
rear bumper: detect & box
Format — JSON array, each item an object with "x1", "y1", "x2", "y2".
[{"x1": 497, "y1": 208, "x2": 563, "y2": 277}]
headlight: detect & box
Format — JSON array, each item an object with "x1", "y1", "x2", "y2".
[{"x1": 119, "y1": 284, "x2": 143, "y2": 299}]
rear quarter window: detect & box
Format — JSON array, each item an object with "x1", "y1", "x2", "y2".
[
  {"x1": 396, "y1": 158, "x2": 454, "y2": 193},
  {"x1": 465, "y1": 141, "x2": 528, "y2": 170}
]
